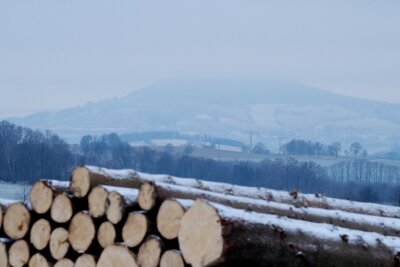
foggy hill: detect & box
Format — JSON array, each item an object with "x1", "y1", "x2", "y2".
[{"x1": 9, "y1": 78, "x2": 400, "y2": 152}]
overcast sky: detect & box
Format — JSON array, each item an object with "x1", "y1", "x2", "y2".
[{"x1": 0, "y1": 1, "x2": 399, "y2": 117}]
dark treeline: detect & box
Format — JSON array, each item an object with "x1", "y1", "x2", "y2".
[
  {"x1": 0, "y1": 121, "x2": 73, "y2": 182},
  {"x1": 78, "y1": 132, "x2": 398, "y2": 204},
  {"x1": 1, "y1": 120, "x2": 399, "y2": 205},
  {"x1": 282, "y1": 139, "x2": 341, "y2": 157}
]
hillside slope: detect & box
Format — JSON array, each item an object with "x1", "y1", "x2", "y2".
[{"x1": 9, "y1": 78, "x2": 400, "y2": 151}]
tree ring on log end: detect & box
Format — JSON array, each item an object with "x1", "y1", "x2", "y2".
[
  {"x1": 97, "y1": 245, "x2": 139, "y2": 267},
  {"x1": 179, "y1": 199, "x2": 223, "y2": 267},
  {"x1": 157, "y1": 199, "x2": 185, "y2": 240},
  {"x1": 30, "y1": 181, "x2": 53, "y2": 214},
  {"x1": 3, "y1": 203, "x2": 31, "y2": 239},
  {"x1": 71, "y1": 167, "x2": 91, "y2": 198}
]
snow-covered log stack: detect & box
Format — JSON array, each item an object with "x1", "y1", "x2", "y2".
[{"x1": 1, "y1": 165, "x2": 400, "y2": 267}]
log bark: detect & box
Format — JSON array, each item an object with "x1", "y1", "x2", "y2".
[
  {"x1": 68, "y1": 211, "x2": 95, "y2": 253},
  {"x1": 9, "y1": 239, "x2": 30, "y2": 267},
  {"x1": 160, "y1": 250, "x2": 185, "y2": 267},
  {"x1": 50, "y1": 227, "x2": 70, "y2": 260},
  {"x1": 30, "y1": 218, "x2": 51, "y2": 251},
  {"x1": 157, "y1": 199, "x2": 189, "y2": 240},
  {"x1": 0, "y1": 239, "x2": 8, "y2": 267},
  {"x1": 54, "y1": 258, "x2": 74, "y2": 267},
  {"x1": 3, "y1": 202, "x2": 31, "y2": 240},
  {"x1": 71, "y1": 166, "x2": 140, "y2": 198},
  {"x1": 50, "y1": 192, "x2": 73, "y2": 224},
  {"x1": 97, "y1": 221, "x2": 116, "y2": 249},
  {"x1": 122, "y1": 211, "x2": 149, "y2": 248},
  {"x1": 29, "y1": 253, "x2": 51, "y2": 267},
  {"x1": 75, "y1": 254, "x2": 96, "y2": 267},
  {"x1": 179, "y1": 199, "x2": 400, "y2": 267},
  {"x1": 138, "y1": 235, "x2": 163, "y2": 267},
  {"x1": 30, "y1": 180, "x2": 69, "y2": 214},
  {"x1": 152, "y1": 182, "x2": 400, "y2": 236},
  {"x1": 97, "y1": 245, "x2": 139, "y2": 267}
]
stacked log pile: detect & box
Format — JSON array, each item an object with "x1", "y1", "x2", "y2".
[{"x1": 1, "y1": 165, "x2": 400, "y2": 267}]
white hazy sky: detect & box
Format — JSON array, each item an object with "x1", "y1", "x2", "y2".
[{"x1": 0, "y1": 1, "x2": 399, "y2": 117}]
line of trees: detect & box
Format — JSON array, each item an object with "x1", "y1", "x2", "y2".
[
  {"x1": 1, "y1": 121, "x2": 400, "y2": 205},
  {"x1": 281, "y1": 139, "x2": 368, "y2": 159},
  {"x1": 0, "y1": 121, "x2": 73, "y2": 182}
]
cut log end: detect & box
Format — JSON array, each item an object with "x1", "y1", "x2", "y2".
[
  {"x1": 50, "y1": 227, "x2": 70, "y2": 260},
  {"x1": 29, "y1": 253, "x2": 50, "y2": 267},
  {"x1": 157, "y1": 199, "x2": 185, "y2": 240},
  {"x1": 69, "y1": 212, "x2": 95, "y2": 253},
  {"x1": 179, "y1": 199, "x2": 223, "y2": 267},
  {"x1": 0, "y1": 241, "x2": 7, "y2": 267},
  {"x1": 54, "y1": 258, "x2": 74, "y2": 267},
  {"x1": 3, "y1": 202, "x2": 31, "y2": 240},
  {"x1": 160, "y1": 250, "x2": 185, "y2": 267},
  {"x1": 138, "y1": 182, "x2": 157, "y2": 211},
  {"x1": 106, "y1": 191, "x2": 126, "y2": 224},
  {"x1": 97, "y1": 221, "x2": 116, "y2": 249},
  {"x1": 71, "y1": 166, "x2": 91, "y2": 198},
  {"x1": 75, "y1": 254, "x2": 96, "y2": 267},
  {"x1": 138, "y1": 235, "x2": 163, "y2": 267},
  {"x1": 30, "y1": 218, "x2": 51, "y2": 251},
  {"x1": 97, "y1": 245, "x2": 139, "y2": 267},
  {"x1": 30, "y1": 181, "x2": 53, "y2": 214},
  {"x1": 51, "y1": 193, "x2": 73, "y2": 223},
  {"x1": 122, "y1": 212, "x2": 148, "y2": 247},
  {"x1": 88, "y1": 185, "x2": 108, "y2": 218},
  {"x1": 9, "y1": 240, "x2": 30, "y2": 267}
]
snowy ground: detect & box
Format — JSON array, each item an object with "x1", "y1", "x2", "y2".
[{"x1": 0, "y1": 181, "x2": 30, "y2": 201}]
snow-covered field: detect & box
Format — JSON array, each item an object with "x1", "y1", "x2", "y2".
[{"x1": 0, "y1": 181, "x2": 30, "y2": 201}]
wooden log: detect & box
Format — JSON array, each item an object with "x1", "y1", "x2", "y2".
[
  {"x1": 138, "y1": 235, "x2": 163, "y2": 267},
  {"x1": 160, "y1": 250, "x2": 185, "y2": 267},
  {"x1": 105, "y1": 189, "x2": 138, "y2": 224},
  {"x1": 30, "y1": 180, "x2": 69, "y2": 214},
  {"x1": 50, "y1": 192, "x2": 73, "y2": 224},
  {"x1": 89, "y1": 185, "x2": 138, "y2": 219},
  {"x1": 30, "y1": 218, "x2": 51, "y2": 251},
  {"x1": 75, "y1": 254, "x2": 96, "y2": 267},
  {"x1": 29, "y1": 253, "x2": 51, "y2": 267},
  {"x1": 80, "y1": 165, "x2": 400, "y2": 218},
  {"x1": 97, "y1": 245, "x2": 139, "y2": 267},
  {"x1": 157, "y1": 199, "x2": 189, "y2": 240},
  {"x1": 179, "y1": 199, "x2": 400, "y2": 267},
  {"x1": 122, "y1": 211, "x2": 149, "y2": 248},
  {"x1": 50, "y1": 227, "x2": 70, "y2": 260},
  {"x1": 54, "y1": 258, "x2": 74, "y2": 267},
  {"x1": 68, "y1": 211, "x2": 95, "y2": 253},
  {"x1": 138, "y1": 182, "x2": 157, "y2": 210},
  {"x1": 3, "y1": 202, "x2": 31, "y2": 240},
  {"x1": 152, "y1": 182, "x2": 400, "y2": 236},
  {"x1": 0, "y1": 239, "x2": 9, "y2": 267},
  {"x1": 9, "y1": 239, "x2": 30, "y2": 267},
  {"x1": 88, "y1": 185, "x2": 108, "y2": 218},
  {"x1": 97, "y1": 221, "x2": 116, "y2": 249},
  {"x1": 71, "y1": 166, "x2": 140, "y2": 198}
]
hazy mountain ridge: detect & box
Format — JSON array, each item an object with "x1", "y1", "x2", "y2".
[{"x1": 9, "y1": 79, "x2": 400, "y2": 152}]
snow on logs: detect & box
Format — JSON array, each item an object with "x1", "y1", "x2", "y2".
[
  {"x1": 3, "y1": 165, "x2": 400, "y2": 266},
  {"x1": 73, "y1": 165, "x2": 400, "y2": 218},
  {"x1": 179, "y1": 199, "x2": 400, "y2": 267}
]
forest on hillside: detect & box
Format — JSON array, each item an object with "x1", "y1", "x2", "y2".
[{"x1": 1, "y1": 120, "x2": 400, "y2": 205}]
